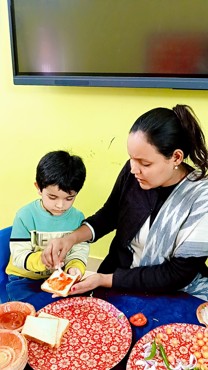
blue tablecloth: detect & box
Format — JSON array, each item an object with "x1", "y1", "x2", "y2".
[{"x1": 25, "y1": 288, "x2": 205, "y2": 370}]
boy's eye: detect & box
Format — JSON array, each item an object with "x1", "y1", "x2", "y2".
[
  {"x1": 66, "y1": 197, "x2": 75, "y2": 201},
  {"x1": 47, "y1": 194, "x2": 75, "y2": 201}
]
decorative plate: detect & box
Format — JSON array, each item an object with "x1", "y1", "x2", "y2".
[
  {"x1": 126, "y1": 323, "x2": 208, "y2": 370},
  {"x1": 196, "y1": 302, "x2": 208, "y2": 327},
  {"x1": 27, "y1": 297, "x2": 132, "y2": 370}
]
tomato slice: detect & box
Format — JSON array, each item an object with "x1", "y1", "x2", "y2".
[{"x1": 129, "y1": 312, "x2": 147, "y2": 326}]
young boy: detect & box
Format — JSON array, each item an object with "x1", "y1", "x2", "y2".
[{"x1": 6, "y1": 150, "x2": 89, "y2": 309}]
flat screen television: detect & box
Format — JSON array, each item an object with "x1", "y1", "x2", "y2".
[{"x1": 7, "y1": 0, "x2": 208, "y2": 89}]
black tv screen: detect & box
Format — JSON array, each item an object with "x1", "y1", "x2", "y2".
[{"x1": 7, "y1": 0, "x2": 208, "y2": 89}]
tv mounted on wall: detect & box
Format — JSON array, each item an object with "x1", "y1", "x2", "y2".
[{"x1": 7, "y1": 0, "x2": 208, "y2": 89}]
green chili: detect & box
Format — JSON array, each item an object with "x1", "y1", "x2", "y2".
[
  {"x1": 158, "y1": 343, "x2": 171, "y2": 370},
  {"x1": 144, "y1": 340, "x2": 157, "y2": 360}
]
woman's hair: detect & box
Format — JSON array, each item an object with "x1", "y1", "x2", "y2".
[
  {"x1": 36, "y1": 150, "x2": 86, "y2": 193},
  {"x1": 129, "y1": 104, "x2": 208, "y2": 179}
]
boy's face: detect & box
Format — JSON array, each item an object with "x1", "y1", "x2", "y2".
[{"x1": 36, "y1": 184, "x2": 77, "y2": 216}]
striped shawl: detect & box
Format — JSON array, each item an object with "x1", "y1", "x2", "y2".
[{"x1": 140, "y1": 172, "x2": 208, "y2": 301}]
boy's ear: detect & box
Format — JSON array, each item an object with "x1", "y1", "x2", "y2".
[{"x1": 34, "y1": 182, "x2": 41, "y2": 194}]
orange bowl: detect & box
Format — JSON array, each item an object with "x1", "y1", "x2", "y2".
[
  {"x1": 0, "y1": 329, "x2": 28, "y2": 370},
  {"x1": 0, "y1": 301, "x2": 36, "y2": 331},
  {"x1": 196, "y1": 301, "x2": 208, "y2": 327}
]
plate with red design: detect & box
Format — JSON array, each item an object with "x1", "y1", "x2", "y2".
[
  {"x1": 126, "y1": 323, "x2": 208, "y2": 370},
  {"x1": 27, "y1": 297, "x2": 132, "y2": 370}
]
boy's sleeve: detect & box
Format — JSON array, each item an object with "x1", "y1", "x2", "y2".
[
  {"x1": 25, "y1": 251, "x2": 46, "y2": 272},
  {"x1": 10, "y1": 214, "x2": 46, "y2": 272},
  {"x1": 64, "y1": 241, "x2": 90, "y2": 275},
  {"x1": 9, "y1": 214, "x2": 33, "y2": 270},
  {"x1": 65, "y1": 259, "x2": 86, "y2": 276}
]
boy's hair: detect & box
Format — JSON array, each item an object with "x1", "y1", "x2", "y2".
[{"x1": 36, "y1": 150, "x2": 86, "y2": 194}]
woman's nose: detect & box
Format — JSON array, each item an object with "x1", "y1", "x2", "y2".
[{"x1": 130, "y1": 159, "x2": 141, "y2": 174}]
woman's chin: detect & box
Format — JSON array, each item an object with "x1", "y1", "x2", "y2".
[{"x1": 138, "y1": 180, "x2": 151, "y2": 189}]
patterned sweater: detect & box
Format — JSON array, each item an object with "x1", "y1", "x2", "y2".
[{"x1": 6, "y1": 200, "x2": 89, "y2": 279}]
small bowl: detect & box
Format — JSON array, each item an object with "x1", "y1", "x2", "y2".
[
  {"x1": 0, "y1": 301, "x2": 36, "y2": 331},
  {"x1": 0, "y1": 329, "x2": 28, "y2": 370},
  {"x1": 196, "y1": 301, "x2": 208, "y2": 327}
]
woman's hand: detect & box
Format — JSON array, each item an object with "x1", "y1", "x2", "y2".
[
  {"x1": 52, "y1": 272, "x2": 100, "y2": 298},
  {"x1": 41, "y1": 224, "x2": 92, "y2": 269},
  {"x1": 69, "y1": 273, "x2": 113, "y2": 295},
  {"x1": 41, "y1": 235, "x2": 75, "y2": 269}
]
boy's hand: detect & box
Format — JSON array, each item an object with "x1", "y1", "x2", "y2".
[{"x1": 67, "y1": 267, "x2": 82, "y2": 278}]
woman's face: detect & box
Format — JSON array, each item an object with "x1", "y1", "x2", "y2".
[{"x1": 127, "y1": 131, "x2": 181, "y2": 189}]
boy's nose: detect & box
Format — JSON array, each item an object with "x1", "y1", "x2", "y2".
[{"x1": 55, "y1": 200, "x2": 64, "y2": 209}]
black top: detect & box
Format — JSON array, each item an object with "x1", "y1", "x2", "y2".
[{"x1": 85, "y1": 160, "x2": 207, "y2": 294}]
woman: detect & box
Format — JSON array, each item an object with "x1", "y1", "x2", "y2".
[{"x1": 42, "y1": 105, "x2": 208, "y2": 300}]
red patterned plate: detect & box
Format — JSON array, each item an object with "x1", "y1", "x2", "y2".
[
  {"x1": 127, "y1": 323, "x2": 208, "y2": 370},
  {"x1": 27, "y1": 297, "x2": 132, "y2": 370}
]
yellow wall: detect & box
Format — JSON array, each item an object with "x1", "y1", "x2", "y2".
[{"x1": 1, "y1": 0, "x2": 208, "y2": 260}]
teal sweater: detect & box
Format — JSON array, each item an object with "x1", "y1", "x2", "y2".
[{"x1": 6, "y1": 199, "x2": 89, "y2": 279}]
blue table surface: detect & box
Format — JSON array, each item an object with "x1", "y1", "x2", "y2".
[{"x1": 25, "y1": 288, "x2": 206, "y2": 370}]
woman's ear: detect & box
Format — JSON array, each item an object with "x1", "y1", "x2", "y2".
[
  {"x1": 34, "y1": 182, "x2": 41, "y2": 194},
  {"x1": 173, "y1": 149, "x2": 184, "y2": 166}
]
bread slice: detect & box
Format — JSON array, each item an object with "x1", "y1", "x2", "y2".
[
  {"x1": 21, "y1": 315, "x2": 59, "y2": 348},
  {"x1": 38, "y1": 312, "x2": 70, "y2": 348},
  {"x1": 41, "y1": 269, "x2": 80, "y2": 297}
]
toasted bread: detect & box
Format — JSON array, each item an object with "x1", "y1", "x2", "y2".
[{"x1": 41, "y1": 269, "x2": 80, "y2": 297}]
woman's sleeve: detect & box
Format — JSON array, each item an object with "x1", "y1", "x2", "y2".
[
  {"x1": 85, "y1": 161, "x2": 131, "y2": 241},
  {"x1": 112, "y1": 256, "x2": 207, "y2": 293}
]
